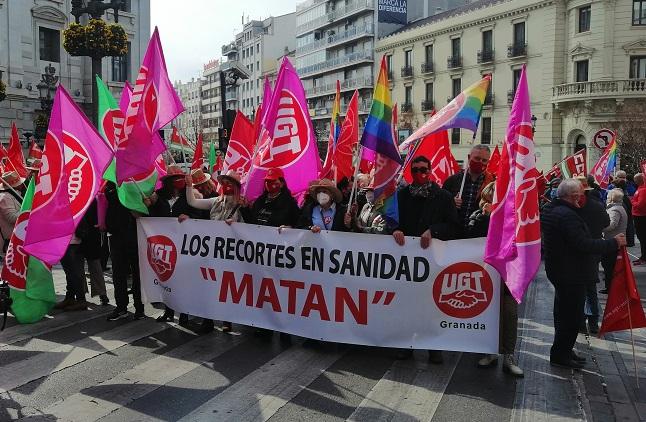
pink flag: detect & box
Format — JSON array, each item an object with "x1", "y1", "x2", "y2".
[
  {"x1": 115, "y1": 27, "x2": 184, "y2": 183},
  {"x1": 244, "y1": 58, "x2": 321, "y2": 201},
  {"x1": 485, "y1": 65, "x2": 541, "y2": 303},
  {"x1": 260, "y1": 76, "x2": 273, "y2": 122},
  {"x1": 24, "y1": 86, "x2": 113, "y2": 265}
]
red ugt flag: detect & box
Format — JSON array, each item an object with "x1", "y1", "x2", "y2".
[
  {"x1": 598, "y1": 247, "x2": 646, "y2": 337},
  {"x1": 191, "y1": 133, "x2": 204, "y2": 171},
  {"x1": 8, "y1": 122, "x2": 27, "y2": 178}
]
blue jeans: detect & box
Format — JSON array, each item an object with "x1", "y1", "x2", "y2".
[{"x1": 584, "y1": 282, "x2": 600, "y2": 324}]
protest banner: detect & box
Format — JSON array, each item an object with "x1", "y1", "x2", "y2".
[{"x1": 138, "y1": 218, "x2": 501, "y2": 353}]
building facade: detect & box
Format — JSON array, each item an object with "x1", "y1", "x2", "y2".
[
  {"x1": 0, "y1": 0, "x2": 151, "y2": 141},
  {"x1": 173, "y1": 77, "x2": 203, "y2": 141},
  {"x1": 376, "y1": 0, "x2": 646, "y2": 169},
  {"x1": 201, "y1": 59, "x2": 222, "y2": 144},
  {"x1": 221, "y1": 13, "x2": 296, "y2": 120}
]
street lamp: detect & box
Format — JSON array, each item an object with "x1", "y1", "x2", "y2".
[
  {"x1": 531, "y1": 114, "x2": 538, "y2": 134},
  {"x1": 36, "y1": 64, "x2": 59, "y2": 114}
]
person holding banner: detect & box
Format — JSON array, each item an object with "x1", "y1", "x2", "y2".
[
  {"x1": 146, "y1": 165, "x2": 199, "y2": 325},
  {"x1": 392, "y1": 155, "x2": 460, "y2": 364},
  {"x1": 443, "y1": 145, "x2": 494, "y2": 236},
  {"x1": 541, "y1": 179, "x2": 625, "y2": 369},
  {"x1": 297, "y1": 179, "x2": 351, "y2": 233},
  {"x1": 183, "y1": 169, "x2": 246, "y2": 333}
]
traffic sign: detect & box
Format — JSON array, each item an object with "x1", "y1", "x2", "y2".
[{"x1": 592, "y1": 129, "x2": 614, "y2": 150}]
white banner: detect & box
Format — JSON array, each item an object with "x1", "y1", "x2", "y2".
[{"x1": 137, "y1": 218, "x2": 501, "y2": 353}]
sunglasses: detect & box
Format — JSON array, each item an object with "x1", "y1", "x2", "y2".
[{"x1": 411, "y1": 167, "x2": 429, "y2": 174}]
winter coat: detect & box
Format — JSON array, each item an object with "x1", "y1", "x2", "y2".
[
  {"x1": 105, "y1": 184, "x2": 138, "y2": 246},
  {"x1": 541, "y1": 199, "x2": 618, "y2": 285},
  {"x1": 149, "y1": 191, "x2": 199, "y2": 219},
  {"x1": 578, "y1": 193, "x2": 610, "y2": 240},
  {"x1": 297, "y1": 202, "x2": 349, "y2": 232},
  {"x1": 466, "y1": 209, "x2": 490, "y2": 238},
  {"x1": 394, "y1": 182, "x2": 459, "y2": 240},
  {"x1": 243, "y1": 188, "x2": 300, "y2": 227},
  {"x1": 604, "y1": 203, "x2": 628, "y2": 240},
  {"x1": 631, "y1": 185, "x2": 646, "y2": 217}
]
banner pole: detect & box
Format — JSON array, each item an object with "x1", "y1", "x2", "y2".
[
  {"x1": 0, "y1": 176, "x2": 24, "y2": 202},
  {"x1": 347, "y1": 145, "x2": 363, "y2": 212},
  {"x1": 129, "y1": 177, "x2": 146, "y2": 198},
  {"x1": 626, "y1": 290, "x2": 639, "y2": 388},
  {"x1": 457, "y1": 161, "x2": 468, "y2": 199}
]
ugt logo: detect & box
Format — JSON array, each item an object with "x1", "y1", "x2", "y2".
[
  {"x1": 433, "y1": 262, "x2": 493, "y2": 319},
  {"x1": 146, "y1": 235, "x2": 177, "y2": 282}
]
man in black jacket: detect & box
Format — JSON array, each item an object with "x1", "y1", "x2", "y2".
[
  {"x1": 392, "y1": 155, "x2": 460, "y2": 364},
  {"x1": 541, "y1": 179, "x2": 625, "y2": 369}
]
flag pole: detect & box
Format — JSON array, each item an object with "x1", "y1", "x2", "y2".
[
  {"x1": 457, "y1": 160, "x2": 468, "y2": 199},
  {"x1": 0, "y1": 176, "x2": 24, "y2": 202},
  {"x1": 347, "y1": 145, "x2": 363, "y2": 212},
  {"x1": 129, "y1": 177, "x2": 146, "y2": 198},
  {"x1": 626, "y1": 289, "x2": 640, "y2": 389}
]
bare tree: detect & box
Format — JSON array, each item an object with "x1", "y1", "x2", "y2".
[{"x1": 611, "y1": 102, "x2": 646, "y2": 173}]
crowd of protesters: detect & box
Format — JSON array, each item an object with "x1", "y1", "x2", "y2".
[{"x1": 3, "y1": 145, "x2": 640, "y2": 377}]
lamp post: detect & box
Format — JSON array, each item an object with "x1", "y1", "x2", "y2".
[
  {"x1": 531, "y1": 114, "x2": 538, "y2": 134},
  {"x1": 69, "y1": 0, "x2": 125, "y2": 126},
  {"x1": 33, "y1": 64, "x2": 59, "y2": 141},
  {"x1": 218, "y1": 66, "x2": 247, "y2": 152}
]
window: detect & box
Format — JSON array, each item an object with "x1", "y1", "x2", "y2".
[
  {"x1": 451, "y1": 128, "x2": 460, "y2": 144},
  {"x1": 634, "y1": 0, "x2": 646, "y2": 25},
  {"x1": 425, "y1": 44, "x2": 433, "y2": 64},
  {"x1": 451, "y1": 38, "x2": 461, "y2": 58},
  {"x1": 578, "y1": 6, "x2": 591, "y2": 32},
  {"x1": 39, "y1": 27, "x2": 60, "y2": 62},
  {"x1": 513, "y1": 22, "x2": 526, "y2": 46},
  {"x1": 404, "y1": 86, "x2": 412, "y2": 104},
  {"x1": 482, "y1": 30, "x2": 493, "y2": 53},
  {"x1": 257, "y1": 44, "x2": 260, "y2": 54},
  {"x1": 481, "y1": 117, "x2": 492, "y2": 144},
  {"x1": 404, "y1": 50, "x2": 412, "y2": 67},
  {"x1": 513, "y1": 68, "x2": 522, "y2": 91},
  {"x1": 630, "y1": 56, "x2": 646, "y2": 78},
  {"x1": 576, "y1": 60, "x2": 589, "y2": 82},
  {"x1": 111, "y1": 42, "x2": 131, "y2": 82},
  {"x1": 425, "y1": 82, "x2": 433, "y2": 101},
  {"x1": 257, "y1": 61, "x2": 260, "y2": 71},
  {"x1": 386, "y1": 54, "x2": 393, "y2": 78},
  {"x1": 452, "y1": 78, "x2": 462, "y2": 98},
  {"x1": 250, "y1": 63, "x2": 253, "y2": 72}
]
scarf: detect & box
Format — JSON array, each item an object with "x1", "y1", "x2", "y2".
[
  {"x1": 210, "y1": 195, "x2": 242, "y2": 222},
  {"x1": 409, "y1": 183, "x2": 434, "y2": 198}
]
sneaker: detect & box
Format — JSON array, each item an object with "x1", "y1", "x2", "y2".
[
  {"x1": 132, "y1": 311, "x2": 145, "y2": 320},
  {"x1": 502, "y1": 354, "x2": 524, "y2": 377},
  {"x1": 550, "y1": 358, "x2": 584, "y2": 369},
  {"x1": 477, "y1": 354, "x2": 499, "y2": 368},
  {"x1": 107, "y1": 309, "x2": 129, "y2": 321},
  {"x1": 54, "y1": 297, "x2": 75, "y2": 310}
]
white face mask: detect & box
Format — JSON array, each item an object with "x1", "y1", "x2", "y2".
[
  {"x1": 365, "y1": 191, "x2": 375, "y2": 204},
  {"x1": 317, "y1": 192, "x2": 331, "y2": 205}
]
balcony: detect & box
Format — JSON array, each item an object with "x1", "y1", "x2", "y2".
[
  {"x1": 310, "y1": 100, "x2": 372, "y2": 120},
  {"x1": 507, "y1": 43, "x2": 527, "y2": 58},
  {"x1": 484, "y1": 93, "x2": 494, "y2": 107},
  {"x1": 305, "y1": 76, "x2": 373, "y2": 97},
  {"x1": 222, "y1": 42, "x2": 238, "y2": 56},
  {"x1": 297, "y1": 24, "x2": 374, "y2": 55},
  {"x1": 552, "y1": 79, "x2": 646, "y2": 103},
  {"x1": 421, "y1": 100, "x2": 434, "y2": 112},
  {"x1": 477, "y1": 49, "x2": 495, "y2": 64},
  {"x1": 401, "y1": 66, "x2": 413, "y2": 78},
  {"x1": 507, "y1": 89, "x2": 516, "y2": 104},
  {"x1": 296, "y1": 0, "x2": 374, "y2": 36},
  {"x1": 401, "y1": 103, "x2": 413, "y2": 113},
  {"x1": 447, "y1": 56, "x2": 462, "y2": 69},
  {"x1": 421, "y1": 62, "x2": 434, "y2": 74},
  {"x1": 297, "y1": 50, "x2": 373, "y2": 77}
]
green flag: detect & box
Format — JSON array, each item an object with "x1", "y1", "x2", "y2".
[
  {"x1": 2, "y1": 180, "x2": 56, "y2": 323},
  {"x1": 208, "y1": 140, "x2": 217, "y2": 173},
  {"x1": 97, "y1": 76, "x2": 157, "y2": 214}
]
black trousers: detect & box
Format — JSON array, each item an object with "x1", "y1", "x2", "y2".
[
  {"x1": 601, "y1": 251, "x2": 617, "y2": 290},
  {"x1": 60, "y1": 244, "x2": 86, "y2": 301},
  {"x1": 634, "y1": 216, "x2": 646, "y2": 260},
  {"x1": 110, "y1": 234, "x2": 143, "y2": 313},
  {"x1": 550, "y1": 282, "x2": 586, "y2": 361}
]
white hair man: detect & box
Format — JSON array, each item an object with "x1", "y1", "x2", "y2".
[{"x1": 541, "y1": 179, "x2": 626, "y2": 369}]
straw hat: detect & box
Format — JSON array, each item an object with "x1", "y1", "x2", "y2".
[
  {"x1": 309, "y1": 178, "x2": 343, "y2": 203},
  {"x1": 160, "y1": 164, "x2": 184, "y2": 180},
  {"x1": 216, "y1": 170, "x2": 242, "y2": 187},
  {"x1": 191, "y1": 168, "x2": 211, "y2": 186},
  {"x1": 1, "y1": 171, "x2": 26, "y2": 189}
]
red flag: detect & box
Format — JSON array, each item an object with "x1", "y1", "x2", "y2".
[
  {"x1": 213, "y1": 153, "x2": 223, "y2": 173},
  {"x1": 253, "y1": 103, "x2": 263, "y2": 147},
  {"x1": 8, "y1": 122, "x2": 27, "y2": 178},
  {"x1": 546, "y1": 149, "x2": 587, "y2": 179},
  {"x1": 28, "y1": 140, "x2": 43, "y2": 161},
  {"x1": 402, "y1": 129, "x2": 459, "y2": 185},
  {"x1": 170, "y1": 126, "x2": 191, "y2": 149},
  {"x1": 487, "y1": 145, "x2": 501, "y2": 175},
  {"x1": 223, "y1": 111, "x2": 255, "y2": 180},
  {"x1": 599, "y1": 247, "x2": 646, "y2": 337},
  {"x1": 332, "y1": 90, "x2": 359, "y2": 182},
  {"x1": 191, "y1": 133, "x2": 204, "y2": 170},
  {"x1": 320, "y1": 121, "x2": 335, "y2": 179}
]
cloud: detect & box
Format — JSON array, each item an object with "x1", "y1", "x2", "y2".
[{"x1": 151, "y1": 0, "x2": 299, "y2": 82}]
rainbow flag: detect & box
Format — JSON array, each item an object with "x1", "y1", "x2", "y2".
[
  {"x1": 331, "y1": 80, "x2": 341, "y2": 144},
  {"x1": 399, "y1": 75, "x2": 491, "y2": 152},
  {"x1": 590, "y1": 133, "x2": 618, "y2": 189},
  {"x1": 360, "y1": 56, "x2": 403, "y2": 164}
]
